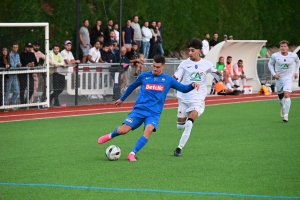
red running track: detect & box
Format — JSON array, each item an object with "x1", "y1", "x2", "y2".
[{"x1": 1, "y1": 93, "x2": 299, "y2": 123}]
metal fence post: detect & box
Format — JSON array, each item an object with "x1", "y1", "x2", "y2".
[{"x1": 75, "y1": 63, "x2": 79, "y2": 105}]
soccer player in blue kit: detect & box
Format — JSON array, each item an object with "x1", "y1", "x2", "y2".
[{"x1": 98, "y1": 56, "x2": 200, "y2": 161}]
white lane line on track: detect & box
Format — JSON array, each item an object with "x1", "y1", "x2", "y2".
[
  {"x1": 1, "y1": 94, "x2": 299, "y2": 123},
  {"x1": 0, "y1": 95, "x2": 283, "y2": 118}
]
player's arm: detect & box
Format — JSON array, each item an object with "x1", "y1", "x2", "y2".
[
  {"x1": 233, "y1": 64, "x2": 239, "y2": 76},
  {"x1": 268, "y1": 55, "x2": 279, "y2": 79},
  {"x1": 173, "y1": 64, "x2": 184, "y2": 81},
  {"x1": 171, "y1": 78, "x2": 199, "y2": 93},
  {"x1": 294, "y1": 56, "x2": 299, "y2": 79},
  {"x1": 119, "y1": 74, "x2": 143, "y2": 102}
]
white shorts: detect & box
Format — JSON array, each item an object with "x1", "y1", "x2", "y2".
[
  {"x1": 177, "y1": 98, "x2": 205, "y2": 118},
  {"x1": 275, "y1": 78, "x2": 293, "y2": 94}
]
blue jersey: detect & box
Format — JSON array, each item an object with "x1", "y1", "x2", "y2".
[{"x1": 120, "y1": 71, "x2": 194, "y2": 115}]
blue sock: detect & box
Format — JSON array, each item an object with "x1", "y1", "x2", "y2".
[
  {"x1": 132, "y1": 136, "x2": 148, "y2": 154},
  {"x1": 110, "y1": 127, "x2": 119, "y2": 138}
]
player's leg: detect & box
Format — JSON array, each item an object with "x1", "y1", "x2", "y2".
[
  {"x1": 232, "y1": 75, "x2": 240, "y2": 88},
  {"x1": 98, "y1": 110, "x2": 143, "y2": 144},
  {"x1": 127, "y1": 114, "x2": 159, "y2": 161},
  {"x1": 175, "y1": 101, "x2": 205, "y2": 156},
  {"x1": 282, "y1": 79, "x2": 292, "y2": 122},
  {"x1": 275, "y1": 79, "x2": 285, "y2": 119}
]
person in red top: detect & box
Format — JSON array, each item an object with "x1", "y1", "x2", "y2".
[{"x1": 224, "y1": 56, "x2": 235, "y2": 88}]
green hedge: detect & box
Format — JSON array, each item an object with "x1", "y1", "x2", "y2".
[{"x1": 1, "y1": 0, "x2": 300, "y2": 56}]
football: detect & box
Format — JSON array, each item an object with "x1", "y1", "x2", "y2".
[{"x1": 105, "y1": 145, "x2": 121, "y2": 161}]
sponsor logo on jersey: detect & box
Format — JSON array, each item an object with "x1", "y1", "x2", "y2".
[
  {"x1": 195, "y1": 65, "x2": 198, "y2": 69},
  {"x1": 162, "y1": 78, "x2": 165, "y2": 82},
  {"x1": 280, "y1": 64, "x2": 289, "y2": 69},
  {"x1": 284, "y1": 59, "x2": 286, "y2": 62},
  {"x1": 145, "y1": 84, "x2": 164, "y2": 91},
  {"x1": 190, "y1": 72, "x2": 204, "y2": 81},
  {"x1": 126, "y1": 118, "x2": 133, "y2": 123},
  {"x1": 146, "y1": 77, "x2": 151, "y2": 79}
]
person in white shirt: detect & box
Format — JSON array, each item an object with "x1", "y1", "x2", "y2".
[
  {"x1": 141, "y1": 21, "x2": 152, "y2": 59},
  {"x1": 201, "y1": 33, "x2": 210, "y2": 57},
  {"x1": 268, "y1": 40, "x2": 299, "y2": 122},
  {"x1": 232, "y1": 59, "x2": 247, "y2": 92},
  {"x1": 113, "y1": 23, "x2": 119, "y2": 43},
  {"x1": 88, "y1": 41, "x2": 101, "y2": 63},
  {"x1": 61, "y1": 40, "x2": 80, "y2": 65},
  {"x1": 173, "y1": 38, "x2": 221, "y2": 156}
]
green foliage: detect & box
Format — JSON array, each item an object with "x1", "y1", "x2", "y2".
[{"x1": 0, "y1": 0, "x2": 300, "y2": 54}]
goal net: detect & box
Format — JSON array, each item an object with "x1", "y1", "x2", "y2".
[{"x1": 0, "y1": 23, "x2": 49, "y2": 110}]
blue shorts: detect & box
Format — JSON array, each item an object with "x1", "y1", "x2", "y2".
[{"x1": 123, "y1": 108, "x2": 160, "y2": 132}]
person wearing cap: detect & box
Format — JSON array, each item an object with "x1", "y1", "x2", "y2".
[
  {"x1": 229, "y1": 35, "x2": 233, "y2": 40},
  {"x1": 30, "y1": 41, "x2": 46, "y2": 103},
  {"x1": 223, "y1": 34, "x2": 228, "y2": 42},
  {"x1": 19, "y1": 42, "x2": 38, "y2": 104},
  {"x1": 209, "y1": 33, "x2": 219, "y2": 49}
]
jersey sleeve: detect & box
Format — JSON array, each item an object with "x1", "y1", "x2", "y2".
[
  {"x1": 294, "y1": 54, "x2": 300, "y2": 74},
  {"x1": 232, "y1": 63, "x2": 239, "y2": 75},
  {"x1": 174, "y1": 63, "x2": 184, "y2": 81},
  {"x1": 120, "y1": 74, "x2": 143, "y2": 101},
  {"x1": 208, "y1": 63, "x2": 217, "y2": 74},
  {"x1": 170, "y1": 77, "x2": 194, "y2": 93},
  {"x1": 268, "y1": 54, "x2": 276, "y2": 76}
]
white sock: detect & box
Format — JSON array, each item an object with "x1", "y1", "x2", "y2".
[
  {"x1": 228, "y1": 77, "x2": 234, "y2": 86},
  {"x1": 226, "y1": 83, "x2": 232, "y2": 89},
  {"x1": 178, "y1": 120, "x2": 193, "y2": 149},
  {"x1": 177, "y1": 122, "x2": 185, "y2": 130},
  {"x1": 242, "y1": 78, "x2": 246, "y2": 87},
  {"x1": 284, "y1": 98, "x2": 291, "y2": 115},
  {"x1": 234, "y1": 79, "x2": 239, "y2": 86}
]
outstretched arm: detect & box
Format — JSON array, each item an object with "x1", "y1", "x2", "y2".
[{"x1": 119, "y1": 75, "x2": 142, "y2": 102}]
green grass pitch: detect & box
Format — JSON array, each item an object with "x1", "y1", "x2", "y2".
[{"x1": 0, "y1": 99, "x2": 300, "y2": 200}]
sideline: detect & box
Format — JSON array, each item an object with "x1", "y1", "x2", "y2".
[{"x1": 0, "y1": 182, "x2": 299, "y2": 199}]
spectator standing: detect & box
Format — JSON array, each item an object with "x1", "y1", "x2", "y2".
[
  {"x1": 87, "y1": 41, "x2": 101, "y2": 63},
  {"x1": 229, "y1": 35, "x2": 233, "y2": 40},
  {"x1": 113, "y1": 23, "x2": 120, "y2": 43},
  {"x1": 258, "y1": 43, "x2": 270, "y2": 58},
  {"x1": 49, "y1": 44, "x2": 65, "y2": 106},
  {"x1": 149, "y1": 21, "x2": 160, "y2": 59},
  {"x1": 209, "y1": 33, "x2": 219, "y2": 49},
  {"x1": 0, "y1": 47, "x2": 10, "y2": 107},
  {"x1": 131, "y1": 15, "x2": 142, "y2": 52},
  {"x1": 104, "y1": 19, "x2": 114, "y2": 44},
  {"x1": 202, "y1": 33, "x2": 210, "y2": 57},
  {"x1": 90, "y1": 19, "x2": 104, "y2": 47},
  {"x1": 19, "y1": 42, "x2": 38, "y2": 104},
  {"x1": 5, "y1": 44, "x2": 21, "y2": 106},
  {"x1": 223, "y1": 35, "x2": 228, "y2": 42},
  {"x1": 141, "y1": 21, "x2": 152, "y2": 59},
  {"x1": 156, "y1": 21, "x2": 164, "y2": 56},
  {"x1": 79, "y1": 19, "x2": 91, "y2": 63},
  {"x1": 30, "y1": 41, "x2": 46, "y2": 103},
  {"x1": 122, "y1": 19, "x2": 135, "y2": 47}
]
